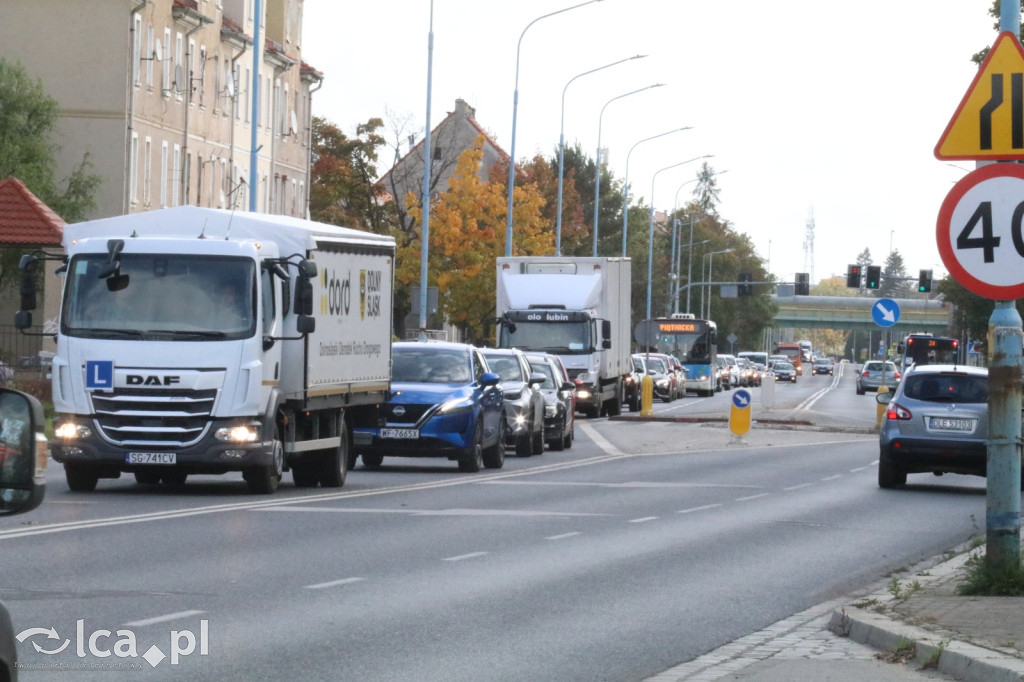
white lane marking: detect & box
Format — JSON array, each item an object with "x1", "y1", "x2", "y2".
[
  {"x1": 481, "y1": 480, "x2": 760, "y2": 490},
  {"x1": 257, "y1": 506, "x2": 608, "y2": 518},
  {"x1": 820, "y1": 474, "x2": 843, "y2": 481},
  {"x1": 579, "y1": 421, "x2": 625, "y2": 456},
  {"x1": 443, "y1": 552, "x2": 488, "y2": 562},
  {"x1": 736, "y1": 493, "x2": 770, "y2": 502},
  {"x1": 546, "y1": 532, "x2": 582, "y2": 540},
  {"x1": 629, "y1": 516, "x2": 659, "y2": 524},
  {"x1": 850, "y1": 466, "x2": 869, "y2": 473},
  {"x1": 305, "y1": 577, "x2": 365, "y2": 590},
  {"x1": 678, "y1": 504, "x2": 722, "y2": 514},
  {"x1": 784, "y1": 483, "x2": 814, "y2": 491},
  {"x1": 796, "y1": 363, "x2": 845, "y2": 411},
  {"x1": 124, "y1": 610, "x2": 205, "y2": 627}
]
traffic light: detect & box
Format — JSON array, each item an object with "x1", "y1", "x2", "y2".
[
  {"x1": 846, "y1": 264, "x2": 861, "y2": 288},
  {"x1": 794, "y1": 272, "x2": 809, "y2": 295},
  {"x1": 866, "y1": 265, "x2": 881, "y2": 289},
  {"x1": 918, "y1": 269, "x2": 933, "y2": 293},
  {"x1": 738, "y1": 272, "x2": 752, "y2": 296}
]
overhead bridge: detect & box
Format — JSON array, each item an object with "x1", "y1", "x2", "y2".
[{"x1": 771, "y1": 295, "x2": 951, "y2": 332}]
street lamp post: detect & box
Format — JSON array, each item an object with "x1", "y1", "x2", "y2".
[
  {"x1": 705, "y1": 248, "x2": 734, "y2": 320},
  {"x1": 591, "y1": 83, "x2": 663, "y2": 257},
  {"x1": 504, "y1": 0, "x2": 603, "y2": 258},
  {"x1": 621, "y1": 127, "x2": 692, "y2": 257},
  {"x1": 645, "y1": 155, "x2": 712, "y2": 320},
  {"x1": 555, "y1": 55, "x2": 647, "y2": 256},
  {"x1": 418, "y1": 0, "x2": 435, "y2": 340}
]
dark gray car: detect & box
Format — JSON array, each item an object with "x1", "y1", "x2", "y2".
[
  {"x1": 480, "y1": 348, "x2": 546, "y2": 456},
  {"x1": 525, "y1": 352, "x2": 575, "y2": 451},
  {"x1": 875, "y1": 364, "x2": 1004, "y2": 488}
]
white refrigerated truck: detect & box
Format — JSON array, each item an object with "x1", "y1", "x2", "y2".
[
  {"x1": 495, "y1": 256, "x2": 631, "y2": 418},
  {"x1": 16, "y1": 206, "x2": 394, "y2": 494}
]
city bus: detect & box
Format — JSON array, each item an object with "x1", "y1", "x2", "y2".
[
  {"x1": 898, "y1": 334, "x2": 960, "y2": 372},
  {"x1": 636, "y1": 314, "x2": 718, "y2": 397}
]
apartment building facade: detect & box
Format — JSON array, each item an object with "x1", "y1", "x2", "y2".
[{"x1": 0, "y1": 0, "x2": 321, "y2": 221}]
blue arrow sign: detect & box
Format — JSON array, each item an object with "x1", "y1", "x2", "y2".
[
  {"x1": 731, "y1": 389, "x2": 752, "y2": 409},
  {"x1": 871, "y1": 298, "x2": 901, "y2": 328}
]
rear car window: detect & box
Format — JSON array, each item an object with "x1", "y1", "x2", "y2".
[{"x1": 903, "y1": 373, "x2": 988, "y2": 403}]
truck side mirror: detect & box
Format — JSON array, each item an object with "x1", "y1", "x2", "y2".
[
  {"x1": 602, "y1": 320, "x2": 612, "y2": 349},
  {"x1": 296, "y1": 315, "x2": 315, "y2": 334},
  {"x1": 18, "y1": 254, "x2": 38, "y2": 312},
  {"x1": 295, "y1": 277, "x2": 314, "y2": 316},
  {"x1": 13, "y1": 311, "x2": 32, "y2": 330},
  {"x1": 0, "y1": 388, "x2": 47, "y2": 516}
]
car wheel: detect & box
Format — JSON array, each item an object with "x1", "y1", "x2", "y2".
[
  {"x1": 856, "y1": 384, "x2": 865, "y2": 395},
  {"x1": 458, "y1": 425, "x2": 484, "y2": 473},
  {"x1": 245, "y1": 436, "x2": 283, "y2": 494},
  {"x1": 563, "y1": 419, "x2": 574, "y2": 449},
  {"x1": 66, "y1": 464, "x2": 99, "y2": 492},
  {"x1": 515, "y1": 430, "x2": 532, "y2": 457},
  {"x1": 134, "y1": 471, "x2": 161, "y2": 485},
  {"x1": 629, "y1": 394, "x2": 640, "y2": 412},
  {"x1": 361, "y1": 452, "x2": 384, "y2": 468},
  {"x1": 483, "y1": 419, "x2": 505, "y2": 469},
  {"x1": 878, "y1": 453, "x2": 907, "y2": 488},
  {"x1": 531, "y1": 420, "x2": 545, "y2": 455}
]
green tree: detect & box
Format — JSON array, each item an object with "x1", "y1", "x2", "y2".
[
  {"x1": 879, "y1": 249, "x2": 913, "y2": 299},
  {"x1": 973, "y1": 1, "x2": 1024, "y2": 64},
  {"x1": 0, "y1": 57, "x2": 100, "y2": 290},
  {"x1": 693, "y1": 162, "x2": 722, "y2": 216}
]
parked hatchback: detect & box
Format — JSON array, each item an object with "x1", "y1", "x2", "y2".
[
  {"x1": 479, "y1": 348, "x2": 546, "y2": 456},
  {"x1": 525, "y1": 352, "x2": 575, "y2": 451},
  {"x1": 856, "y1": 361, "x2": 900, "y2": 394},
  {"x1": 351, "y1": 342, "x2": 505, "y2": 472},
  {"x1": 875, "y1": 365, "x2": 1011, "y2": 488}
]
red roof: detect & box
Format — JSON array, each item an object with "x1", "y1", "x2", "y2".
[{"x1": 0, "y1": 176, "x2": 64, "y2": 246}]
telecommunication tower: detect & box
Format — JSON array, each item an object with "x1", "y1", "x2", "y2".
[{"x1": 802, "y1": 206, "x2": 815, "y2": 283}]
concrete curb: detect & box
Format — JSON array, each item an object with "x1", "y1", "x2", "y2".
[{"x1": 828, "y1": 607, "x2": 1024, "y2": 682}]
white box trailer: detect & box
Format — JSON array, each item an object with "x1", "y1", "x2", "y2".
[
  {"x1": 17, "y1": 206, "x2": 394, "y2": 494},
  {"x1": 496, "y1": 256, "x2": 631, "y2": 417}
]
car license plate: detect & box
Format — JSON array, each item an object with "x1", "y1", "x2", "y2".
[
  {"x1": 381, "y1": 428, "x2": 419, "y2": 440},
  {"x1": 126, "y1": 452, "x2": 177, "y2": 464},
  {"x1": 928, "y1": 417, "x2": 973, "y2": 432}
]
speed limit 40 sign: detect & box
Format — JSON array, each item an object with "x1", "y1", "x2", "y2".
[{"x1": 937, "y1": 163, "x2": 1024, "y2": 299}]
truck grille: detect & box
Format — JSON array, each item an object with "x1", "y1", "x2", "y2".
[
  {"x1": 566, "y1": 368, "x2": 586, "y2": 380},
  {"x1": 90, "y1": 388, "x2": 218, "y2": 447}
]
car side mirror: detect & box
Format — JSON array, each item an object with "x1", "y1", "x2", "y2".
[
  {"x1": 560, "y1": 381, "x2": 575, "y2": 392},
  {"x1": 528, "y1": 372, "x2": 546, "y2": 386},
  {"x1": 480, "y1": 372, "x2": 500, "y2": 388},
  {"x1": 0, "y1": 388, "x2": 47, "y2": 515},
  {"x1": 875, "y1": 392, "x2": 893, "y2": 406}
]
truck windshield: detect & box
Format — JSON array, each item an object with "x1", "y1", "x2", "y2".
[
  {"x1": 501, "y1": 320, "x2": 593, "y2": 353},
  {"x1": 62, "y1": 254, "x2": 257, "y2": 341}
]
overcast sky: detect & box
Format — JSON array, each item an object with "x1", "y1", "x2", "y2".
[{"x1": 302, "y1": 0, "x2": 996, "y2": 286}]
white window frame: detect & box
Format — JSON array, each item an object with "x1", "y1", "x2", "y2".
[
  {"x1": 160, "y1": 141, "x2": 169, "y2": 207},
  {"x1": 163, "y1": 28, "x2": 172, "y2": 93},
  {"x1": 143, "y1": 137, "x2": 152, "y2": 206},
  {"x1": 175, "y1": 32, "x2": 184, "y2": 99},
  {"x1": 172, "y1": 144, "x2": 181, "y2": 206},
  {"x1": 146, "y1": 25, "x2": 154, "y2": 87},
  {"x1": 129, "y1": 132, "x2": 139, "y2": 204},
  {"x1": 132, "y1": 15, "x2": 142, "y2": 86}
]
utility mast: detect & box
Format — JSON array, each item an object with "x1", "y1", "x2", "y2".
[{"x1": 802, "y1": 206, "x2": 815, "y2": 283}]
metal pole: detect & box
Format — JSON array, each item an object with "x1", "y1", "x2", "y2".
[
  {"x1": 418, "y1": 1, "x2": 434, "y2": 340},
  {"x1": 556, "y1": 55, "x2": 646, "y2": 256},
  {"x1": 621, "y1": 127, "x2": 692, "y2": 257},
  {"x1": 592, "y1": 84, "x2": 663, "y2": 257},
  {"x1": 504, "y1": 0, "x2": 602, "y2": 258},
  {"x1": 248, "y1": 0, "x2": 262, "y2": 211}
]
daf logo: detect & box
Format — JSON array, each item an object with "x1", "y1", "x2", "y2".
[
  {"x1": 126, "y1": 375, "x2": 181, "y2": 386},
  {"x1": 392, "y1": 406, "x2": 406, "y2": 417}
]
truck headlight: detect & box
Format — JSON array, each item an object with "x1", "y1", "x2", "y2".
[
  {"x1": 215, "y1": 425, "x2": 259, "y2": 443},
  {"x1": 55, "y1": 421, "x2": 91, "y2": 440}
]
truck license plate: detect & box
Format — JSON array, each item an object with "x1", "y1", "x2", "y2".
[
  {"x1": 126, "y1": 452, "x2": 177, "y2": 464},
  {"x1": 928, "y1": 417, "x2": 973, "y2": 432},
  {"x1": 380, "y1": 428, "x2": 419, "y2": 440}
]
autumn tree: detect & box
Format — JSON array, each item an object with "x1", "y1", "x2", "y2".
[{"x1": 399, "y1": 136, "x2": 551, "y2": 343}]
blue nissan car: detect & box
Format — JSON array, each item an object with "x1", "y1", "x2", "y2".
[{"x1": 351, "y1": 341, "x2": 505, "y2": 472}]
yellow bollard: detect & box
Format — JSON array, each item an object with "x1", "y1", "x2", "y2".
[
  {"x1": 640, "y1": 374, "x2": 655, "y2": 416},
  {"x1": 874, "y1": 385, "x2": 889, "y2": 430}
]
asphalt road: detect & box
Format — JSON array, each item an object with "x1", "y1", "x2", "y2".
[{"x1": 0, "y1": 365, "x2": 988, "y2": 681}]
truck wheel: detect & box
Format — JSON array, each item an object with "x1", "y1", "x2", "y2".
[
  {"x1": 482, "y1": 419, "x2": 505, "y2": 469},
  {"x1": 161, "y1": 470, "x2": 187, "y2": 487},
  {"x1": 317, "y1": 417, "x2": 349, "y2": 488},
  {"x1": 291, "y1": 461, "x2": 319, "y2": 488},
  {"x1": 606, "y1": 395, "x2": 622, "y2": 417},
  {"x1": 66, "y1": 464, "x2": 99, "y2": 492},
  {"x1": 628, "y1": 394, "x2": 640, "y2": 412},
  {"x1": 134, "y1": 471, "x2": 161, "y2": 485},
  {"x1": 245, "y1": 438, "x2": 283, "y2": 494},
  {"x1": 458, "y1": 426, "x2": 484, "y2": 472}
]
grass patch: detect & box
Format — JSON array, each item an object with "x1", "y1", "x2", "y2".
[{"x1": 956, "y1": 551, "x2": 1024, "y2": 596}]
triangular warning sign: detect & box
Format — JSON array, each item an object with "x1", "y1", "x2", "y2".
[{"x1": 936, "y1": 31, "x2": 1024, "y2": 160}]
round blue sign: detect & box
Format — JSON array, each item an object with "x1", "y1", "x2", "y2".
[
  {"x1": 732, "y1": 389, "x2": 752, "y2": 409},
  {"x1": 871, "y1": 298, "x2": 901, "y2": 328}
]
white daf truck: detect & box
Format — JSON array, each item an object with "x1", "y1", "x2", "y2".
[
  {"x1": 16, "y1": 206, "x2": 394, "y2": 494},
  {"x1": 495, "y1": 257, "x2": 631, "y2": 418}
]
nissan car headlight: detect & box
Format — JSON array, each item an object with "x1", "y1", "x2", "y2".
[{"x1": 439, "y1": 396, "x2": 474, "y2": 414}]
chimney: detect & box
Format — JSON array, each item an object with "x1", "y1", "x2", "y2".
[{"x1": 454, "y1": 98, "x2": 475, "y2": 119}]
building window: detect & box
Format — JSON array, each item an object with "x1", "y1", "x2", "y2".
[
  {"x1": 129, "y1": 132, "x2": 139, "y2": 204},
  {"x1": 143, "y1": 137, "x2": 152, "y2": 206},
  {"x1": 212, "y1": 55, "x2": 220, "y2": 113},
  {"x1": 184, "y1": 152, "x2": 192, "y2": 204},
  {"x1": 175, "y1": 33, "x2": 184, "y2": 99},
  {"x1": 198, "y1": 46, "x2": 207, "y2": 106},
  {"x1": 244, "y1": 67, "x2": 251, "y2": 123},
  {"x1": 163, "y1": 28, "x2": 172, "y2": 93},
  {"x1": 234, "y1": 64, "x2": 241, "y2": 120},
  {"x1": 172, "y1": 144, "x2": 181, "y2": 206},
  {"x1": 160, "y1": 141, "x2": 168, "y2": 207},
  {"x1": 132, "y1": 15, "x2": 142, "y2": 86},
  {"x1": 188, "y1": 39, "x2": 196, "y2": 105},
  {"x1": 146, "y1": 25, "x2": 154, "y2": 87}
]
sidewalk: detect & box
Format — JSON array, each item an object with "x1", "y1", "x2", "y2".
[{"x1": 828, "y1": 540, "x2": 1024, "y2": 682}]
